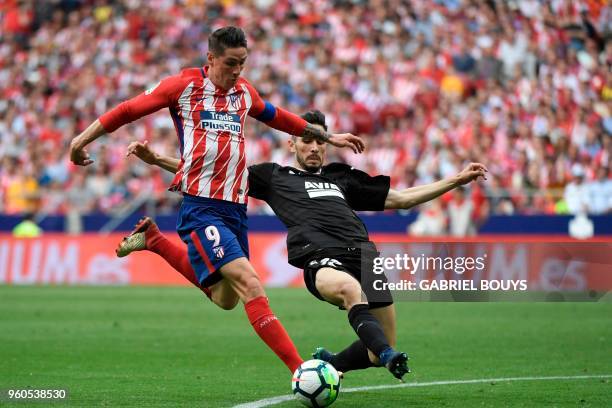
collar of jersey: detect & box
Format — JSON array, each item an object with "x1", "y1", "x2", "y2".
[{"x1": 287, "y1": 166, "x2": 323, "y2": 175}]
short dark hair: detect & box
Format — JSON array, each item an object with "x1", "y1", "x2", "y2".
[
  {"x1": 300, "y1": 110, "x2": 328, "y2": 131},
  {"x1": 208, "y1": 26, "x2": 247, "y2": 55}
]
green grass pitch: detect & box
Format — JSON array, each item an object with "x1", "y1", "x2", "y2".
[{"x1": 1, "y1": 286, "x2": 610, "y2": 407}]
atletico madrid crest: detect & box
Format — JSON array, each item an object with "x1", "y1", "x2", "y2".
[
  {"x1": 213, "y1": 246, "x2": 225, "y2": 259},
  {"x1": 229, "y1": 93, "x2": 240, "y2": 110}
]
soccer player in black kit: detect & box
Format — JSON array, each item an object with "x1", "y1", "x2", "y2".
[{"x1": 118, "y1": 111, "x2": 487, "y2": 380}]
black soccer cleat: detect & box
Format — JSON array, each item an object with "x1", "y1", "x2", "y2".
[
  {"x1": 312, "y1": 347, "x2": 335, "y2": 363},
  {"x1": 384, "y1": 351, "x2": 410, "y2": 381},
  {"x1": 312, "y1": 347, "x2": 344, "y2": 378}
]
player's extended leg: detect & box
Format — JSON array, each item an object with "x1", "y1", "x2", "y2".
[
  {"x1": 316, "y1": 303, "x2": 398, "y2": 374},
  {"x1": 176, "y1": 196, "x2": 303, "y2": 373},
  {"x1": 315, "y1": 304, "x2": 398, "y2": 373},
  {"x1": 116, "y1": 217, "x2": 239, "y2": 310},
  {"x1": 119, "y1": 217, "x2": 303, "y2": 372},
  {"x1": 314, "y1": 268, "x2": 408, "y2": 380},
  {"x1": 217, "y1": 257, "x2": 304, "y2": 372}
]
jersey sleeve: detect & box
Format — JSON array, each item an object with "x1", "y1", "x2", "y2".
[
  {"x1": 244, "y1": 80, "x2": 308, "y2": 136},
  {"x1": 247, "y1": 162, "x2": 277, "y2": 200},
  {"x1": 99, "y1": 75, "x2": 186, "y2": 133},
  {"x1": 345, "y1": 167, "x2": 391, "y2": 211}
]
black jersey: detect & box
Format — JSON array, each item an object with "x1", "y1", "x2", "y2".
[{"x1": 247, "y1": 162, "x2": 390, "y2": 268}]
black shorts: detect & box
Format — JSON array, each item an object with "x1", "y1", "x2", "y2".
[{"x1": 302, "y1": 247, "x2": 393, "y2": 310}]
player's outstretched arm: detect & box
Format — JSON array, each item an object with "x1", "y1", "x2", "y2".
[
  {"x1": 245, "y1": 81, "x2": 364, "y2": 153},
  {"x1": 384, "y1": 163, "x2": 488, "y2": 210},
  {"x1": 126, "y1": 141, "x2": 180, "y2": 174},
  {"x1": 70, "y1": 75, "x2": 183, "y2": 166}
]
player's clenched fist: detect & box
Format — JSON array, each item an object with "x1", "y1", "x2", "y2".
[{"x1": 69, "y1": 139, "x2": 94, "y2": 166}]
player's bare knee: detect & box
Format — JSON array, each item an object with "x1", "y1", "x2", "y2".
[
  {"x1": 235, "y1": 272, "x2": 265, "y2": 302},
  {"x1": 221, "y1": 260, "x2": 264, "y2": 301},
  {"x1": 336, "y1": 280, "x2": 363, "y2": 310}
]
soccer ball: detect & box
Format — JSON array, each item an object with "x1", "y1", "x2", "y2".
[{"x1": 291, "y1": 359, "x2": 341, "y2": 408}]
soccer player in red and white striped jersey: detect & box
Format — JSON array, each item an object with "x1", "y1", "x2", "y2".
[{"x1": 69, "y1": 26, "x2": 364, "y2": 374}]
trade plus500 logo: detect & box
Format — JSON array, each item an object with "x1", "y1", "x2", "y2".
[{"x1": 200, "y1": 111, "x2": 242, "y2": 135}]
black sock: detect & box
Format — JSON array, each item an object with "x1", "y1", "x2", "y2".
[
  {"x1": 347, "y1": 303, "x2": 391, "y2": 359},
  {"x1": 330, "y1": 340, "x2": 374, "y2": 372}
]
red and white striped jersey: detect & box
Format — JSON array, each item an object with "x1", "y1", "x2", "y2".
[{"x1": 99, "y1": 67, "x2": 307, "y2": 204}]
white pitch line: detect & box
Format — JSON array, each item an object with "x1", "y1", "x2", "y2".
[{"x1": 232, "y1": 374, "x2": 612, "y2": 408}]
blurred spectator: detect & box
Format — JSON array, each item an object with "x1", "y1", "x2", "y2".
[
  {"x1": 408, "y1": 200, "x2": 446, "y2": 236},
  {"x1": 0, "y1": 156, "x2": 40, "y2": 214},
  {"x1": 564, "y1": 164, "x2": 590, "y2": 214},
  {"x1": 12, "y1": 212, "x2": 42, "y2": 238},
  {"x1": 586, "y1": 166, "x2": 612, "y2": 214},
  {"x1": 447, "y1": 187, "x2": 476, "y2": 237},
  {"x1": 0, "y1": 0, "x2": 610, "y2": 219},
  {"x1": 483, "y1": 175, "x2": 515, "y2": 215}
]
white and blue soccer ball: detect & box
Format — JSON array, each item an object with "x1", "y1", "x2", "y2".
[{"x1": 291, "y1": 359, "x2": 341, "y2": 408}]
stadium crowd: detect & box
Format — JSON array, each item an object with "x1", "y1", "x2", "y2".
[{"x1": 1, "y1": 0, "x2": 611, "y2": 227}]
